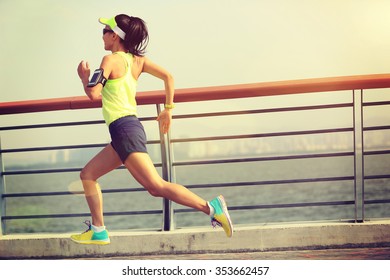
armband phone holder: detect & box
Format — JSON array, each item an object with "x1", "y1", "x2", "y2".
[{"x1": 87, "y1": 68, "x2": 107, "y2": 87}]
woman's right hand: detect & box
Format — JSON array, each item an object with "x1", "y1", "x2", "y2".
[{"x1": 77, "y1": 60, "x2": 90, "y2": 83}]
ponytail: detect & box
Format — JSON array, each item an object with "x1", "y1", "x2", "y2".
[{"x1": 116, "y1": 14, "x2": 149, "y2": 56}]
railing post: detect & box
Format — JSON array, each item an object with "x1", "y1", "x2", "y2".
[
  {"x1": 0, "y1": 137, "x2": 6, "y2": 235},
  {"x1": 353, "y1": 89, "x2": 365, "y2": 222},
  {"x1": 156, "y1": 104, "x2": 174, "y2": 231}
]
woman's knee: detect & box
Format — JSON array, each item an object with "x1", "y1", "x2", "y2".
[
  {"x1": 147, "y1": 189, "x2": 161, "y2": 197},
  {"x1": 80, "y1": 167, "x2": 97, "y2": 181},
  {"x1": 145, "y1": 179, "x2": 166, "y2": 197}
]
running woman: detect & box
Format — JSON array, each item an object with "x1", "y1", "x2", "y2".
[{"x1": 71, "y1": 14, "x2": 233, "y2": 245}]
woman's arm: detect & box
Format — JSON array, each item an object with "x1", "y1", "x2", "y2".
[
  {"x1": 142, "y1": 57, "x2": 175, "y2": 134},
  {"x1": 142, "y1": 57, "x2": 174, "y2": 106},
  {"x1": 77, "y1": 56, "x2": 113, "y2": 101}
]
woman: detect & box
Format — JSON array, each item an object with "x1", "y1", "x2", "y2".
[{"x1": 71, "y1": 14, "x2": 233, "y2": 245}]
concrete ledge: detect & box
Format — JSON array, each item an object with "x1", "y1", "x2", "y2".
[{"x1": 1, "y1": 220, "x2": 390, "y2": 259}]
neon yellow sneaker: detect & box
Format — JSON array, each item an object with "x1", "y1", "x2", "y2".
[
  {"x1": 70, "y1": 221, "x2": 110, "y2": 245},
  {"x1": 209, "y1": 195, "x2": 234, "y2": 237}
]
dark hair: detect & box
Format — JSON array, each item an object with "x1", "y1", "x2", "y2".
[{"x1": 115, "y1": 14, "x2": 149, "y2": 56}]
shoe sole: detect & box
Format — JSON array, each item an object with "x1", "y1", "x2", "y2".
[
  {"x1": 70, "y1": 238, "x2": 110, "y2": 245},
  {"x1": 217, "y1": 195, "x2": 234, "y2": 237}
]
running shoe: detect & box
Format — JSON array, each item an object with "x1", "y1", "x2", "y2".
[
  {"x1": 209, "y1": 195, "x2": 234, "y2": 237},
  {"x1": 70, "y1": 220, "x2": 110, "y2": 245}
]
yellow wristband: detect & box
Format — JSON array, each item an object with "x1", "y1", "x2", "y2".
[{"x1": 164, "y1": 103, "x2": 175, "y2": 109}]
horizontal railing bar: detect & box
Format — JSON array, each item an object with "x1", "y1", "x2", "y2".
[
  {"x1": 2, "y1": 176, "x2": 355, "y2": 198},
  {"x1": 175, "y1": 200, "x2": 355, "y2": 213},
  {"x1": 185, "y1": 176, "x2": 354, "y2": 189},
  {"x1": 363, "y1": 101, "x2": 390, "y2": 107},
  {"x1": 364, "y1": 174, "x2": 390, "y2": 180},
  {"x1": 172, "y1": 103, "x2": 353, "y2": 120},
  {"x1": 171, "y1": 127, "x2": 353, "y2": 143},
  {"x1": 2, "y1": 187, "x2": 147, "y2": 198},
  {"x1": 2, "y1": 177, "x2": 355, "y2": 197},
  {"x1": 0, "y1": 116, "x2": 155, "y2": 131},
  {"x1": 364, "y1": 150, "x2": 390, "y2": 156},
  {"x1": 3, "y1": 199, "x2": 372, "y2": 219},
  {"x1": 3, "y1": 191, "x2": 83, "y2": 197},
  {"x1": 2, "y1": 163, "x2": 163, "y2": 175},
  {"x1": 365, "y1": 199, "x2": 390, "y2": 204},
  {"x1": 3, "y1": 167, "x2": 83, "y2": 175},
  {"x1": 363, "y1": 125, "x2": 390, "y2": 131},
  {"x1": 2, "y1": 74, "x2": 390, "y2": 115},
  {"x1": 228, "y1": 200, "x2": 355, "y2": 210},
  {"x1": 1, "y1": 103, "x2": 352, "y2": 131},
  {"x1": 104, "y1": 210, "x2": 163, "y2": 216},
  {"x1": 1, "y1": 143, "x2": 107, "y2": 153},
  {"x1": 0, "y1": 128, "x2": 353, "y2": 154},
  {"x1": 0, "y1": 120, "x2": 104, "y2": 131},
  {"x1": 2, "y1": 209, "x2": 163, "y2": 220},
  {"x1": 173, "y1": 152, "x2": 354, "y2": 166},
  {"x1": 0, "y1": 140, "x2": 161, "y2": 154},
  {"x1": 2, "y1": 213, "x2": 89, "y2": 220}
]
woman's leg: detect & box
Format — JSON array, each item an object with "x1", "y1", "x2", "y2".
[
  {"x1": 80, "y1": 144, "x2": 122, "y2": 226},
  {"x1": 124, "y1": 152, "x2": 211, "y2": 215}
]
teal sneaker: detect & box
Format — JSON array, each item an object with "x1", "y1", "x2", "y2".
[
  {"x1": 70, "y1": 220, "x2": 110, "y2": 245},
  {"x1": 209, "y1": 195, "x2": 234, "y2": 237}
]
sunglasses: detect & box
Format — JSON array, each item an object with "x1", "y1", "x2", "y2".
[{"x1": 103, "y1": 29, "x2": 114, "y2": 35}]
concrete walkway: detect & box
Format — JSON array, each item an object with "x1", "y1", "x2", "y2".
[
  {"x1": 1, "y1": 220, "x2": 390, "y2": 259},
  {"x1": 101, "y1": 247, "x2": 390, "y2": 260}
]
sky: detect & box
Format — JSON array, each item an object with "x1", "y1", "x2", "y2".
[
  {"x1": 1, "y1": 0, "x2": 390, "y2": 158},
  {"x1": 1, "y1": 0, "x2": 390, "y2": 103}
]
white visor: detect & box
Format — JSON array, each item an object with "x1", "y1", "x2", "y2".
[{"x1": 99, "y1": 17, "x2": 126, "y2": 40}]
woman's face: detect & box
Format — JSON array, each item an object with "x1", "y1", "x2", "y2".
[{"x1": 102, "y1": 25, "x2": 115, "y2": 50}]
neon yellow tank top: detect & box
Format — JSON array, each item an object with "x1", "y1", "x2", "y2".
[{"x1": 101, "y1": 52, "x2": 138, "y2": 126}]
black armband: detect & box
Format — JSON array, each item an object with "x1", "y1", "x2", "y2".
[{"x1": 87, "y1": 68, "x2": 107, "y2": 87}]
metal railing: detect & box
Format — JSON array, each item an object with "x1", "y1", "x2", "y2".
[{"x1": 1, "y1": 74, "x2": 390, "y2": 235}]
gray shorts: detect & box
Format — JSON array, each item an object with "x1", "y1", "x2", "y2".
[{"x1": 109, "y1": 115, "x2": 148, "y2": 163}]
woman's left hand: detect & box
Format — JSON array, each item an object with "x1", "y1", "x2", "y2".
[{"x1": 156, "y1": 109, "x2": 172, "y2": 134}]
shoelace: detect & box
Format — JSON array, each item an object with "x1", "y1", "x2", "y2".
[
  {"x1": 82, "y1": 220, "x2": 92, "y2": 233},
  {"x1": 211, "y1": 217, "x2": 222, "y2": 228}
]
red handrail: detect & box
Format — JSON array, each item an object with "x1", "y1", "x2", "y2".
[{"x1": 1, "y1": 74, "x2": 390, "y2": 115}]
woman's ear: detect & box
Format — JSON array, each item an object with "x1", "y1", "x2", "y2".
[{"x1": 112, "y1": 33, "x2": 120, "y2": 40}]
